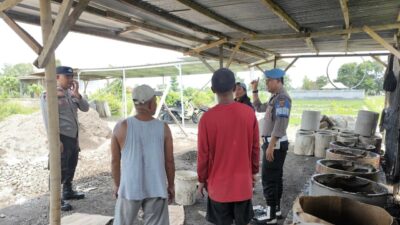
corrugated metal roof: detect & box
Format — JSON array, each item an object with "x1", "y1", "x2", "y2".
[{"x1": 2, "y1": 0, "x2": 399, "y2": 66}]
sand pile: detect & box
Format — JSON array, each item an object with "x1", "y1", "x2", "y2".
[{"x1": 0, "y1": 109, "x2": 111, "y2": 160}]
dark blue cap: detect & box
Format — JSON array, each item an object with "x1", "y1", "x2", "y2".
[
  {"x1": 56, "y1": 66, "x2": 74, "y2": 76},
  {"x1": 264, "y1": 68, "x2": 285, "y2": 79},
  {"x1": 212, "y1": 68, "x2": 235, "y2": 93}
]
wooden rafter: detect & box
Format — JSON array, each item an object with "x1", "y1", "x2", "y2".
[
  {"x1": 305, "y1": 37, "x2": 319, "y2": 53},
  {"x1": 185, "y1": 38, "x2": 227, "y2": 55},
  {"x1": 0, "y1": 0, "x2": 23, "y2": 12},
  {"x1": 177, "y1": 0, "x2": 256, "y2": 35},
  {"x1": 226, "y1": 39, "x2": 244, "y2": 68},
  {"x1": 198, "y1": 56, "x2": 215, "y2": 73},
  {"x1": 396, "y1": 10, "x2": 400, "y2": 47},
  {"x1": 339, "y1": 0, "x2": 350, "y2": 52},
  {"x1": 118, "y1": 25, "x2": 140, "y2": 35},
  {"x1": 247, "y1": 22, "x2": 400, "y2": 41},
  {"x1": 255, "y1": 65, "x2": 264, "y2": 73},
  {"x1": 284, "y1": 57, "x2": 298, "y2": 72},
  {"x1": 36, "y1": 0, "x2": 91, "y2": 68},
  {"x1": 259, "y1": 0, "x2": 300, "y2": 32},
  {"x1": 371, "y1": 55, "x2": 388, "y2": 67},
  {"x1": 0, "y1": 12, "x2": 42, "y2": 54},
  {"x1": 362, "y1": 26, "x2": 400, "y2": 59}
]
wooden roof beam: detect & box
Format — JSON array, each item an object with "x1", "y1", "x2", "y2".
[
  {"x1": 339, "y1": 0, "x2": 351, "y2": 52},
  {"x1": 305, "y1": 37, "x2": 319, "y2": 54},
  {"x1": 176, "y1": 0, "x2": 256, "y2": 35},
  {"x1": 284, "y1": 57, "x2": 298, "y2": 72},
  {"x1": 371, "y1": 55, "x2": 388, "y2": 67},
  {"x1": 226, "y1": 39, "x2": 244, "y2": 68},
  {"x1": 0, "y1": 0, "x2": 23, "y2": 12},
  {"x1": 36, "y1": 0, "x2": 91, "y2": 68},
  {"x1": 259, "y1": 0, "x2": 301, "y2": 32},
  {"x1": 0, "y1": 12, "x2": 42, "y2": 54},
  {"x1": 363, "y1": 25, "x2": 400, "y2": 59},
  {"x1": 185, "y1": 38, "x2": 227, "y2": 55}
]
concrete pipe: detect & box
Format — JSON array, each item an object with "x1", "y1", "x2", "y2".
[
  {"x1": 325, "y1": 148, "x2": 380, "y2": 169},
  {"x1": 355, "y1": 110, "x2": 379, "y2": 137},
  {"x1": 294, "y1": 130, "x2": 315, "y2": 156},
  {"x1": 310, "y1": 174, "x2": 388, "y2": 207},
  {"x1": 314, "y1": 132, "x2": 335, "y2": 158},
  {"x1": 292, "y1": 196, "x2": 395, "y2": 225},
  {"x1": 330, "y1": 141, "x2": 376, "y2": 152},
  {"x1": 300, "y1": 110, "x2": 321, "y2": 131},
  {"x1": 359, "y1": 135, "x2": 382, "y2": 153},
  {"x1": 315, "y1": 159, "x2": 380, "y2": 181}
]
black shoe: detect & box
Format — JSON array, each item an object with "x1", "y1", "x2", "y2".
[
  {"x1": 61, "y1": 200, "x2": 72, "y2": 211},
  {"x1": 63, "y1": 190, "x2": 85, "y2": 200}
]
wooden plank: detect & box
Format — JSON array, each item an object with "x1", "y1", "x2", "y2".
[
  {"x1": 0, "y1": 12, "x2": 42, "y2": 54},
  {"x1": 0, "y1": 0, "x2": 23, "y2": 12},
  {"x1": 198, "y1": 56, "x2": 216, "y2": 73},
  {"x1": 371, "y1": 55, "x2": 388, "y2": 67},
  {"x1": 39, "y1": 0, "x2": 61, "y2": 224},
  {"x1": 284, "y1": 57, "x2": 298, "y2": 72},
  {"x1": 185, "y1": 38, "x2": 227, "y2": 55},
  {"x1": 219, "y1": 45, "x2": 223, "y2": 68},
  {"x1": 226, "y1": 39, "x2": 244, "y2": 68},
  {"x1": 177, "y1": 0, "x2": 256, "y2": 35},
  {"x1": 305, "y1": 37, "x2": 319, "y2": 53},
  {"x1": 256, "y1": 65, "x2": 264, "y2": 73},
  {"x1": 363, "y1": 25, "x2": 400, "y2": 59},
  {"x1": 118, "y1": 25, "x2": 140, "y2": 35},
  {"x1": 339, "y1": 0, "x2": 350, "y2": 29},
  {"x1": 61, "y1": 213, "x2": 113, "y2": 225},
  {"x1": 37, "y1": 0, "x2": 91, "y2": 68},
  {"x1": 259, "y1": 0, "x2": 301, "y2": 32}
]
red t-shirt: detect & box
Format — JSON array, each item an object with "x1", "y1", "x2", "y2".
[{"x1": 197, "y1": 102, "x2": 260, "y2": 203}]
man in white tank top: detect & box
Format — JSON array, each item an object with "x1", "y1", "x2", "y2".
[{"x1": 111, "y1": 85, "x2": 175, "y2": 225}]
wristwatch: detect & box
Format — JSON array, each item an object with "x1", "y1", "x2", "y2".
[{"x1": 252, "y1": 90, "x2": 259, "y2": 93}]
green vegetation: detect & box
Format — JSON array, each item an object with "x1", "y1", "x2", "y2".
[
  {"x1": 288, "y1": 96, "x2": 384, "y2": 126},
  {"x1": 0, "y1": 99, "x2": 39, "y2": 121}
]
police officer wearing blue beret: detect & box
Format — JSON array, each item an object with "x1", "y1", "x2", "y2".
[
  {"x1": 251, "y1": 68, "x2": 292, "y2": 224},
  {"x1": 40, "y1": 66, "x2": 89, "y2": 211}
]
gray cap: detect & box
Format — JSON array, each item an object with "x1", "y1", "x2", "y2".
[{"x1": 132, "y1": 84, "x2": 162, "y2": 104}]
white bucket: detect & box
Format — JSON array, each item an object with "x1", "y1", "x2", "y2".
[{"x1": 175, "y1": 170, "x2": 198, "y2": 206}]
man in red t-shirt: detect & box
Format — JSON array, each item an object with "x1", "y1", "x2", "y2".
[{"x1": 197, "y1": 68, "x2": 260, "y2": 225}]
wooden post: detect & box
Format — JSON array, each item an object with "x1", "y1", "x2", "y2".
[
  {"x1": 219, "y1": 45, "x2": 223, "y2": 68},
  {"x1": 39, "y1": 0, "x2": 61, "y2": 224},
  {"x1": 363, "y1": 25, "x2": 400, "y2": 59}
]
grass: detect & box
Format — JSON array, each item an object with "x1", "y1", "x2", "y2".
[
  {"x1": 289, "y1": 96, "x2": 384, "y2": 126},
  {"x1": 0, "y1": 100, "x2": 39, "y2": 121}
]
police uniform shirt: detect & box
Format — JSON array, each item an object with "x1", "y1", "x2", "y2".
[
  {"x1": 40, "y1": 87, "x2": 89, "y2": 138},
  {"x1": 253, "y1": 87, "x2": 291, "y2": 138}
]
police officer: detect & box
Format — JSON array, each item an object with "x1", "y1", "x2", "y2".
[
  {"x1": 40, "y1": 66, "x2": 89, "y2": 211},
  {"x1": 251, "y1": 68, "x2": 291, "y2": 224}
]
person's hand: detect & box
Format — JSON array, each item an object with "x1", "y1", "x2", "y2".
[
  {"x1": 167, "y1": 185, "x2": 175, "y2": 204},
  {"x1": 266, "y1": 145, "x2": 275, "y2": 162},
  {"x1": 113, "y1": 186, "x2": 119, "y2": 199},
  {"x1": 197, "y1": 182, "x2": 206, "y2": 198},
  {"x1": 250, "y1": 78, "x2": 259, "y2": 91},
  {"x1": 71, "y1": 80, "x2": 81, "y2": 98},
  {"x1": 252, "y1": 174, "x2": 257, "y2": 187}
]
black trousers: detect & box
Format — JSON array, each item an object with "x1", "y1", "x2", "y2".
[
  {"x1": 261, "y1": 140, "x2": 288, "y2": 207},
  {"x1": 60, "y1": 134, "x2": 79, "y2": 187}
]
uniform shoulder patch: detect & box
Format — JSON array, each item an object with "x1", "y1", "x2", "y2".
[{"x1": 275, "y1": 96, "x2": 291, "y2": 118}]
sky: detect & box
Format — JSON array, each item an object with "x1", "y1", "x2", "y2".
[{"x1": 0, "y1": 20, "x2": 385, "y2": 93}]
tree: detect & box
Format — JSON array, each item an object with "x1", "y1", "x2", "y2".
[
  {"x1": 284, "y1": 75, "x2": 293, "y2": 90},
  {"x1": 0, "y1": 63, "x2": 34, "y2": 77},
  {"x1": 170, "y1": 75, "x2": 179, "y2": 92},
  {"x1": 0, "y1": 76, "x2": 19, "y2": 97},
  {"x1": 315, "y1": 75, "x2": 328, "y2": 89},
  {"x1": 336, "y1": 61, "x2": 384, "y2": 95},
  {"x1": 302, "y1": 76, "x2": 317, "y2": 90}
]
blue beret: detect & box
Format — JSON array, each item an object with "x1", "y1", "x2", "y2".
[
  {"x1": 56, "y1": 66, "x2": 74, "y2": 76},
  {"x1": 264, "y1": 68, "x2": 285, "y2": 79}
]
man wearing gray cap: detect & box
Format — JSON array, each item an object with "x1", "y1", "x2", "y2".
[
  {"x1": 111, "y1": 84, "x2": 175, "y2": 225},
  {"x1": 251, "y1": 68, "x2": 291, "y2": 224},
  {"x1": 40, "y1": 66, "x2": 89, "y2": 211}
]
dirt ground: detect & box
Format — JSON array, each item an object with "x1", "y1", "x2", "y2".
[{"x1": 0, "y1": 121, "x2": 317, "y2": 225}]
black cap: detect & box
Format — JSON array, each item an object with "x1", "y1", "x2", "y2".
[
  {"x1": 56, "y1": 66, "x2": 74, "y2": 76},
  {"x1": 211, "y1": 68, "x2": 235, "y2": 93}
]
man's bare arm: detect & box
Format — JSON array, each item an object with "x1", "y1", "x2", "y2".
[
  {"x1": 111, "y1": 120, "x2": 126, "y2": 197},
  {"x1": 164, "y1": 123, "x2": 175, "y2": 202}
]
